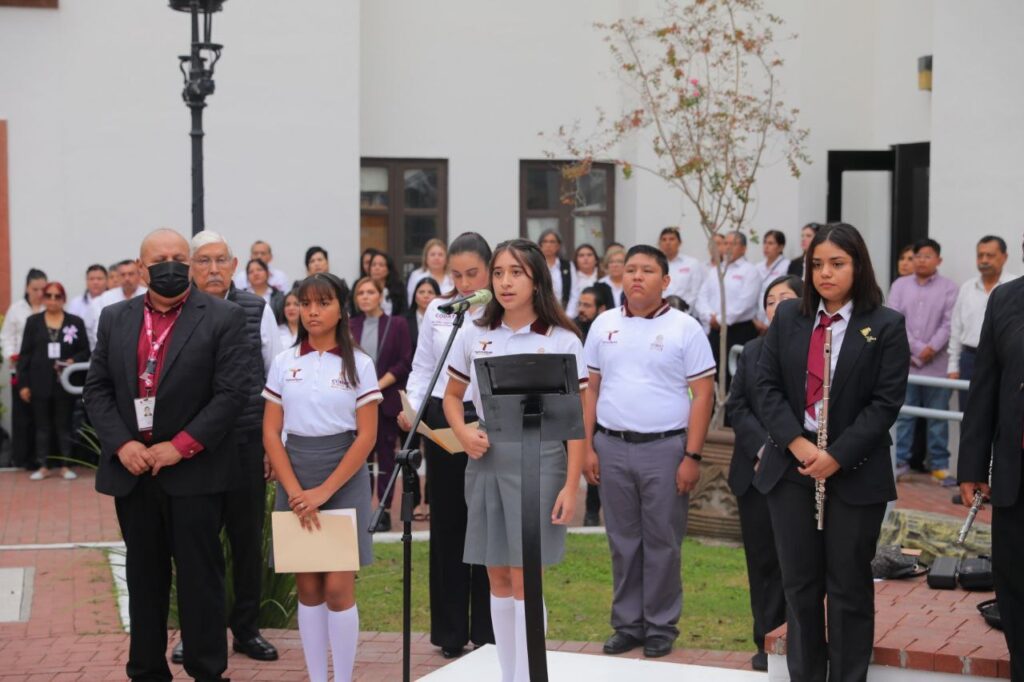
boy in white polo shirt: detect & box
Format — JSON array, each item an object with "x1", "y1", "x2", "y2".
[{"x1": 583, "y1": 244, "x2": 716, "y2": 659}]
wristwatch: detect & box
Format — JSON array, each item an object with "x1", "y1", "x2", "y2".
[{"x1": 685, "y1": 452, "x2": 703, "y2": 462}]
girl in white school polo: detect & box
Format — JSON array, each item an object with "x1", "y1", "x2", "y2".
[
  {"x1": 444, "y1": 238, "x2": 587, "y2": 682},
  {"x1": 262, "y1": 273, "x2": 382, "y2": 682}
]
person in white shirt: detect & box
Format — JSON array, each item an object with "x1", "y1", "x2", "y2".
[
  {"x1": 278, "y1": 289, "x2": 301, "y2": 350},
  {"x1": 658, "y1": 227, "x2": 705, "y2": 311},
  {"x1": 406, "y1": 238, "x2": 453, "y2": 305},
  {"x1": 948, "y1": 235, "x2": 1015, "y2": 407},
  {"x1": 244, "y1": 258, "x2": 285, "y2": 325},
  {"x1": 94, "y1": 260, "x2": 147, "y2": 314},
  {"x1": 263, "y1": 273, "x2": 381, "y2": 682},
  {"x1": 398, "y1": 232, "x2": 496, "y2": 659},
  {"x1": 445, "y1": 238, "x2": 587, "y2": 682},
  {"x1": 566, "y1": 243, "x2": 601, "y2": 318},
  {"x1": 231, "y1": 240, "x2": 290, "y2": 292},
  {"x1": 1, "y1": 268, "x2": 48, "y2": 469},
  {"x1": 694, "y1": 231, "x2": 761, "y2": 382},
  {"x1": 66, "y1": 264, "x2": 108, "y2": 350},
  {"x1": 537, "y1": 228, "x2": 575, "y2": 309},
  {"x1": 583, "y1": 245, "x2": 715, "y2": 659},
  {"x1": 754, "y1": 230, "x2": 792, "y2": 331},
  {"x1": 598, "y1": 245, "x2": 627, "y2": 308}
]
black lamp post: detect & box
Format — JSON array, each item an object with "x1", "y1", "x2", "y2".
[{"x1": 169, "y1": 0, "x2": 226, "y2": 236}]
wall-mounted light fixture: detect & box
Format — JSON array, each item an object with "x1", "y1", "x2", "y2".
[{"x1": 918, "y1": 55, "x2": 932, "y2": 91}]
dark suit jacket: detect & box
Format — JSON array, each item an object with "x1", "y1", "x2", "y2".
[
  {"x1": 958, "y1": 277, "x2": 1024, "y2": 507},
  {"x1": 18, "y1": 312, "x2": 90, "y2": 399},
  {"x1": 404, "y1": 309, "x2": 421, "y2": 354},
  {"x1": 753, "y1": 299, "x2": 909, "y2": 505},
  {"x1": 725, "y1": 336, "x2": 767, "y2": 496},
  {"x1": 85, "y1": 290, "x2": 251, "y2": 498},
  {"x1": 350, "y1": 313, "x2": 412, "y2": 419}
]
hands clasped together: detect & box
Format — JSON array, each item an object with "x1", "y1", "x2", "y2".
[
  {"x1": 790, "y1": 437, "x2": 841, "y2": 480},
  {"x1": 116, "y1": 441, "x2": 184, "y2": 477}
]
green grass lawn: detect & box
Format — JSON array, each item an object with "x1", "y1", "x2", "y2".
[{"x1": 357, "y1": 534, "x2": 754, "y2": 651}]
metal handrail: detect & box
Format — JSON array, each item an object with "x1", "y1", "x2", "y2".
[{"x1": 59, "y1": 361, "x2": 90, "y2": 396}]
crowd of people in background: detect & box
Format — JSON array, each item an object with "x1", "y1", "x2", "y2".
[{"x1": 0, "y1": 222, "x2": 1018, "y2": 682}]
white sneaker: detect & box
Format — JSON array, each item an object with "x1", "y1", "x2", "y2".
[
  {"x1": 62, "y1": 470, "x2": 78, "y2": 481},
  {"x1": 29, "y1": 470, "x2": 46, "y2": 481}
]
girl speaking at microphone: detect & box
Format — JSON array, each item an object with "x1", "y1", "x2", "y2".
[
  {"x1": 400, "y1": 232, "x2": 496, "y2": 658},
  {"x1": 262, "y1": 273, "x2": 382, "y2": 682},
  {"x1": 444, "y1": 239, "x2": 587, "y2": 682},
  {"x1": 754, "y1": 223, "x2": 909, "y2": 682}
]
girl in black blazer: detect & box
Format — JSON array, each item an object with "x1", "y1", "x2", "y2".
[
  {"x1": 17, "y1": 282, "x2": 90, "y2": 479},
  {"x1": 754, "y1": 223, "x2": 909, "y2": 682}
]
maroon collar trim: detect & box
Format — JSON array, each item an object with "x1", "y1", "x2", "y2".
[
  {"x1": 623, "y1": 299, "x2": 671, "y2": 319},
  {"x1": 299, "y1": 340, "x2": 343, "y2": 357},
  {"x1": 487, "y1": 318, "x2": 553, "y2": 336}
]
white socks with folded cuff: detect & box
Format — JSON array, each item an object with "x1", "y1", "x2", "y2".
[
  {"x1": 298, "y1": 602, "x2": 360, "y2": 682},
  {"x1": 298, "y1": 602, "x2": 329, "y2": 682},
  {"x1": 492, "y1": 595, "x2": 549, "y2": 682},
  {"x1": 328, "y1": 604, "x2": 359, "y2": 682}
]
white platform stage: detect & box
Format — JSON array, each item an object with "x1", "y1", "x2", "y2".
[{"x1": 420, "y1": 646, "x2": 766, "y2": 681}]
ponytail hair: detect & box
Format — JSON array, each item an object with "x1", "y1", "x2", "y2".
[
  {"x1": 295, "y1": 273, "x2": 360, "y2": 386},
  {"x1": 24, "y1": 268, "x2": 47, "y2": 302},
  {"x1": 477, "y1": 239, "x2": 581, "y2": 339}
]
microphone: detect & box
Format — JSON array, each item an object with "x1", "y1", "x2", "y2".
[{"x1": 438, "y1": 289, "x2": 493, "y2": 314}]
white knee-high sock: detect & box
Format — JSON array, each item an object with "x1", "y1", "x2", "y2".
[
  {"x1": 490, "y1": 595, "x2": 516, "y2": 682},
  {"x1": 513, "y1": 599, "x2": 531, "y2": 682},
  {"x1": 327, "y1": 604, "x2": 360, "y2": 682},
  {"x1": 298, "y1": 602, "x2": 329, "y2": 682}
]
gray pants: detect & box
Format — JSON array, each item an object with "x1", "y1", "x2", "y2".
[{"x1": 595, "y1": 430, "x2": 689, "y2": 641}]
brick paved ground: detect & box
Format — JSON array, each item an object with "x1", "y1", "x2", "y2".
[
  {"x1": 894, "y1": 470, "x2": 993, "y2": 526},
  {"x1": 0, "y1": 467, "x2": 999, "y2": 680}
]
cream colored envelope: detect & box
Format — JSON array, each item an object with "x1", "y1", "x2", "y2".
[
  {"x1": 399, "y1": 390, "x2": 478, "y2": 454},
  {"x1": 271, "y1": 509, "x2": 360, "y2": 573}
]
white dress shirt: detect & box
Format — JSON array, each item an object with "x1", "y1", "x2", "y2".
[
  {"x1": 693, "y1": 257, "x2": 760, "y2": 333},
  {"x1": 663, "y1": 253, "x2": 705, "y2": 309},
  {"x1": 754, "y1": 256, "x2": 792, "y2": 324},
  {"x1": 803, "y1": 299, "x2": 853, "y2": 432},
  {"x1": 947, "y1": 272, "x2": 1017, "y2": 373},
  {"x1": 95, "y1": 285, "x2": 147, "y2": 317},
  {"x1": 566, "y1": 269, "x2": 599, "y2": 318},
  {"x1": 406, "y1": 268, "x2": 453, "y2": 304},
  {"x1": 548, "y1": 258, "x2": 576, "y2": 308},
  {"x1": 0, "y1": 300, "x2": 43, "y2": 364},
  {"x1": 66, "y1": 292, "x2": 104, "y2": 349},
  {"x1": 406, "y1": 295, "x2": 486, "y2": 413}
]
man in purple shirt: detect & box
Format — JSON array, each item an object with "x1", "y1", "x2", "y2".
[{"x1": 888, "y1": 238, "x2": 959, "y2": 484}]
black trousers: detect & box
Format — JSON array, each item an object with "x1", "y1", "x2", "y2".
[
  {"x1": 993, "y1": 471, "x2": 1024, "y2": 682},
  {"x1": 737, "y1": 485, "x2": 786, "y2": 653},
  {"x1": 31, "y1": 387, "x2": 74, "y2": 469},
  {"x1": 585, "y1": 483, "x2": 601, "y2": 517},
  {"x1": 115, "y1": 476, "x2": 227, "y2": 682},
  {"x1": 223, "y1": 433, "x2": 267, "y2": 642},
  {"x1": 424, "y1": 397, "x2": 494, "y2": 649},
  {"x1": 766, "y1": 478, "x2": 886, "y2": 682},
  {"x1": 11, "y1": 380, "x2": 36, "y2": 469}
]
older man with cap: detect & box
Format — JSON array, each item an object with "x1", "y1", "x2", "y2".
[
  {"x1": 85, "y1": 228, "x2": 249, "y2": 682},
  {"x1": 170, "y1": 230, "x2": 283, "y2": 666}
]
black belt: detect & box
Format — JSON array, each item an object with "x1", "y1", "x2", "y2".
[{"x1": 597, "y1": 424, "x2": 686, "y2": 444}]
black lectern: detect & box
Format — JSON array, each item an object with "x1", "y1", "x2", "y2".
[{"x1": 475, "y1": 353, "x2": 584, "y2": 682}]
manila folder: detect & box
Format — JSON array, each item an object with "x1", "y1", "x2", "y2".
[{"x1": 272, "y1": 509, "x2": 360, "y2": 573}]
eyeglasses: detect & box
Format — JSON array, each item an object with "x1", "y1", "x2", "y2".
[
  {"x1": 44, "y1": 293, "x2": 64, "y2": 300},
  {"x1": 192, "y1": 256, "x2": 233, "y2": 269}
]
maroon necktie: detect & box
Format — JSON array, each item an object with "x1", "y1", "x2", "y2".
[{"x1": 806, "y1": 312, "x2": 841, "y2": 420}]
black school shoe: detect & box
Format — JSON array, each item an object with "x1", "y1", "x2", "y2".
[
  {"x1": 602, "y1": 631, "x2": 643, "y2": 655},
  {"x1": 233, "y1": 634, "x2": 280, "y2": 661},
  {"x1": 751, "y1": 649, "x2": 768, "y2": 671},
  {"x1": 643, "y1": 636, "x2": 674, "y2": 658}
]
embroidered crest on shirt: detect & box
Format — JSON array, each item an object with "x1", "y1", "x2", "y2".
[
  {"x1": 330, "y1": 377, "x2": 353, "y2": 390},
  {"x1": 650, "y1": 334, "x2": 665, "y2": 352},
  {"x1": 62, "y1": 325, "x2": 78, "y2": 344},
  {"x1": 286, "y1": 368, "x2": 303, "y2": 381},
  {"x1": 475, "y1": 339, "x2": 494, "y2": 355},
  {"x1": 603, "y1": 330, "x2": 620, "y2": 343}
]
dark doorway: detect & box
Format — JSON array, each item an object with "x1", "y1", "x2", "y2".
[{"x1": 826, "y1": 142, "x2": 930, "y2": 281}]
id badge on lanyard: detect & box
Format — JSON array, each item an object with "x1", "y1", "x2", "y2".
[
  {"x1": 47, "y1": 342, "x2": 61, "y2": 360},
  {"x1": 137, "y1": 306, "x2": 178, "y2": 432}
]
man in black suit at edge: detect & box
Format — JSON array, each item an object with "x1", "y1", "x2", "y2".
[
  {"x1": 85, "y1": 228, "x2": 250, "y2": 682},
  {"x1": 958, "y1": 242, "x2": 1024, "y2": 682}
]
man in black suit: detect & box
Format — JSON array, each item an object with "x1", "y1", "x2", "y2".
[
  {"x1": 958, "y1": 272, "x2": 1024, "y2": 682},
  {"x1": 85, "y1": 228, "x2": 250, "y2": 682}
]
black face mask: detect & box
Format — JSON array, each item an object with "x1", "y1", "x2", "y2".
[{"x1": 147, "y1": 261, "x2": 191, "y2": 298}]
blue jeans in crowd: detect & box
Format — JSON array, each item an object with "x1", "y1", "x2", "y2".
[{"x1": 896, "y1": 383, "x2": 952, "y2": 471}]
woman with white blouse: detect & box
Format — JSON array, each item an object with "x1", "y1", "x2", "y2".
[
  {"x1": 277, "y1": 290, "x2": 300, "y2": 349},
  {"x1": 262, "y1": 273, "x2": 383, "y2": 682},
  {"x1": 567, "y1": 243, "x2": 601, "y2": 318},
  {"x1": 406, "y1": 238, "x2": 452, "y2": 305},
  {"x1": 598, "y1": 245, "x2": 626, "y2": 308}
]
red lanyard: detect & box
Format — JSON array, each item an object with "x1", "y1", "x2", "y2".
[{"x1": 139, "y1": 306, "x2": 181, "y2": 395}]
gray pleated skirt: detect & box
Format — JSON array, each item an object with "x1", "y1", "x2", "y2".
[
  {"x1": 274, "y1": 432, "x2": 374, "y2": 567},
  {"x1": 463, "y1": 425, "x2": 568, "y2": 568}
]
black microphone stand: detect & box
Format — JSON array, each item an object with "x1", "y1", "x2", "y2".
[{"x1": 368, "y1": 305, "x2": 469, "y2": 682}]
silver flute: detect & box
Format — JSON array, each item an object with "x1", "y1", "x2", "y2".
[
  {"x1": 815, "y1": 327, "x2": 833, "y2": 532},
  {"x1": 957, "y1": 490, "x2": 984, "y2": 545}
]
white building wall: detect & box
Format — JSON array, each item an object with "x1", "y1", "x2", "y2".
[{"x1": 0, "y1": 0, "x2": 361, "y2": 290}]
